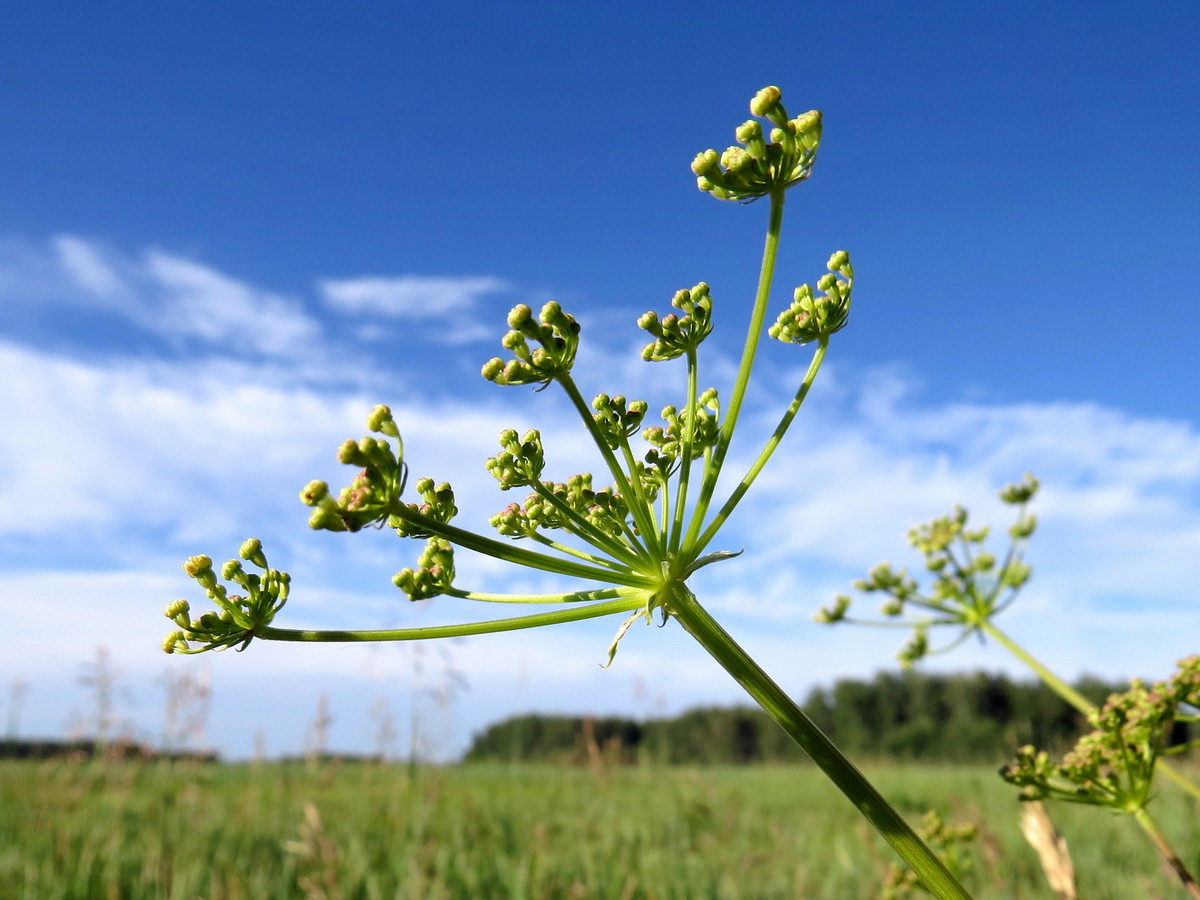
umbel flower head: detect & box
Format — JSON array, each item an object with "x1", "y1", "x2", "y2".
[
  {"x1": 164, "y1": 84, "x2": 853, "y2": 665},
  {"x1": 163, "y1": 540, "x2": 290, "y2": 654},
  {"x1": 1000, "y1": 655, "x2": 1200, "y2": 812},
  {"x1": 816, "y1": 475, "x2": 1039, "y2": 668},
  {"x1": 692, "y1": 86, "x2": 822, "y2": 202}
]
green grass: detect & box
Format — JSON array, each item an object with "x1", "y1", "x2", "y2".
[{"x1": 1, "y1": 759, "x2": 1197, "y2": 898}]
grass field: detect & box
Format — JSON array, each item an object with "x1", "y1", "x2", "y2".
[{"x1": 1, "y1": 759, "x2": 1197, "y2": 899}]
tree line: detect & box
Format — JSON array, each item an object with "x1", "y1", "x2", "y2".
[{"x1": 464, "y1": 669, "x2": 1188, "y2": 765}]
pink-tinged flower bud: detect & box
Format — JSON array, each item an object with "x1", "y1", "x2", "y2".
[{"x1": 300, "y1": 480, "x2": 329, "y2": 506}]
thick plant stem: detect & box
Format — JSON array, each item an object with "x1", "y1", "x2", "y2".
[
  {"x1": 982, "y1": 621, "x2": 1200, "y2": 802},
  {"x1": 1132, "y1": 808, "x2": 1200, "y2": 899},
  {"x1": 671, "y1": 590, "x2": 974, "y2": 900}
]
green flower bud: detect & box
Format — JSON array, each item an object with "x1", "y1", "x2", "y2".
[
  {"x1": 308, "y1": 508, "x2": 347, "y2": 531},
  {"x1": 183, "y1": 555, "x2": 213, "y2": 578},
  {"x1": 507, "y1": 304, "x2": 533, "y2": 329},
  {"x1": 691, "y1": 149, "x2": 720, "y2": 177},
  {"x1": 481, "y1": 358, "x2": 505, "y2": 381},
  {"x1": 337, "y1": 439, "x2": 365, "y2": 466}
]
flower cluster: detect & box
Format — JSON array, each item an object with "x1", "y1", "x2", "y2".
[
  {"x1": 691, "y1": 86, "x2": 822, "y2": 202},
  {"x1": 481, "y1": 301, "x2": 581, "y2": 387},
  {"x1": 300, "y1": 404, "x2": 409, "y2": 533},
  {"x1": 161, "y1": 86, "x2": 1004, "y2": 896},
  {"x1": 1000, "y1": 656, "x2": 1200, "y2": 812},
  {"x1": 817, "y1": 475, "x2": 1039, "y2": 667},
  {"x1": 163, "y1": 539, "x2": 290, "y2": 654},
  {"x1": 638, "y1": 282, "x2": 714, "y2": 361},
  {"x1": 769, "y1": 251, "x2": 854, "y2": 345}
]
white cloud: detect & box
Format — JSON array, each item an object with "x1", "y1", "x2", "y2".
[
  {"x1": 143, "y1": 251, "x2": 320, "y2": 356},
  {"x1": 318, "y1": 274, "x2": 509, "y2": 318},
  {"x1": 2, "y1": 235, "x2": 321, "y2": 359}
]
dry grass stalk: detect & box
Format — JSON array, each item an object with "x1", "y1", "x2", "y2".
[{"x1": 1020, "y1": 801, "x2": 1076, "y2": 900}]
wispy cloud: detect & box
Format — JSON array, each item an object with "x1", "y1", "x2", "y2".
[
  {"x1": 141, "y1": 250, "x2": 320, "y2": 356},
  {"x1": 318, "y1": 274, "x2": 509, "y2": 318},
  {"x1": 54, "y1": 235, "x2": 126, "y2": 299},
  {"x1": 2, "y1": 235, "x2": 321, "y2": 359}
]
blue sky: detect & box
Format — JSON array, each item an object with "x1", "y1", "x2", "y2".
[{"x1": 2, "y1": 2, "x2": 1198, "y2": 760}]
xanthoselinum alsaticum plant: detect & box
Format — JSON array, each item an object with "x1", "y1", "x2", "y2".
[{"x1": 164, "y1": 86, "x2": 975, "y2": 899}]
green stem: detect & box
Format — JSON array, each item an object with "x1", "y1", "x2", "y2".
[
  {"x1": 981, "y1": 620, "x2": 1200, "y2": 802},
  {"x1": 556, "y1": 373, "x2": 664, "y2": 561},
  {"x1": 391, "y1": 506, "x2": 654, "y2": 588},
  {"x1": 524, "y1": 531, "x2": 630, "y2": 571},
  {"x1": 1132, "y1": 807, "x2": 1200, "y2": 899},
  {"x1": 446, "y1": 585, "x2": 644, "y2": 604},
  {"x1": 258, "y1": 594, "x2": 648, "y2": 643},
  {"x1": 980, "y1": 621, "x2": 1094, "y2": 713},
  {"x1": 685, "y1": 188, "x2": 786, "y2": 548},
  {"x1": 671, "y1": 590, "x2": 974, "y2": 899},
  {"x1": 668, "y1": 349, "x2": 701, "y2": 554},
  {"x1": 690, "y1": 338, "x2": 827, "y2": 561}
]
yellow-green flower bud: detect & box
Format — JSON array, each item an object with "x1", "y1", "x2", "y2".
[
  {"x1": 337, "y1": 439, "x2": 363, "y2": 466},
  {"x1": 749, "y1": 85, "x2": 782, "y2": 118},
  {"x1": 164, "y1": 599, "x2": 190, "y2": 620},
  {"x1": 691, "y1": 149, "x2": 720, "y2": 177},
  {"x1": 183, "y1": 555, "x2": 212, "y2": 577},
  {"x1": 367, "y1": 404, "x2": 400, "y2": 437},
  {"x1": 507, "y1": 304, "x2": 533, "y2": 329},
  {"x1": 162, "y1": 631, "x2": 186, "y2": 654},
  {"x1": 239, "y1": 538, "x2": 266, "y2": 567}
]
